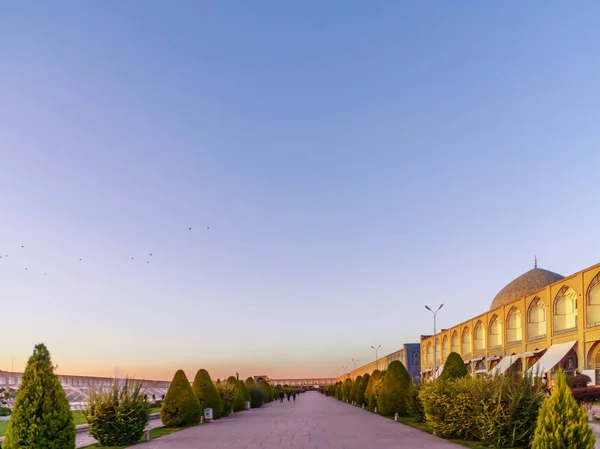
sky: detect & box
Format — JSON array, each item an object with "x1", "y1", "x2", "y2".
[{"x1": 1, "y1": 1, "x2": 599, "y2": 382}]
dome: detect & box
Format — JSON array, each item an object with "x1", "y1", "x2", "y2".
[{"x1": 490, "y1": 267, "x2": 564, "y2": 310}]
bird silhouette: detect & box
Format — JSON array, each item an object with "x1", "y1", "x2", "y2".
[
  {"x1": 21, "y1": 245, "x2": 24, "y2": 248},
  {"x1": 149, "y1": 253, "x2": 153, "y2": 256},
  {"x1": 189, "y1": 227, "x2": 192, "y2": 230}
]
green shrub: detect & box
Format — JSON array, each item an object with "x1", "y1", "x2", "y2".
[
  {"x1": 258, "y1": 380, "x2": 273, "y2": 403},
  {"x1": 350, "y1": 376, "x2": 361, "y2": 404},
  {"x1": 419, "y1": 376, "x2": 478, "y2": 439},
  {"x1": 407, "y1": 383, "x2": 425, "y2": 422},
  {"x1": 245, "y1": 377, "x2": 255, "y2": 386},
  {"x1": 191, "y1": 369, "x2": 222, "y2": 419},
  {"x1": 226, "y1": 377, "x2": 245, "y2": 412},
  {"x1": 84, "y1": 378, "x2": 150, "y2": 447},
  {"x1": 0, "y1": 406, "x2": 11, "y2": 417},
  {"x1": 216, "y1": 382, "x2": 236, "y2": 417},
  {"x1": 365, "y1": 370, "x2": 380, "y2": 403},
  {"x1": 150, "y1": 400, "x2": 163, "y2": 408},
  {"x1": 238, "y1": 381, "x2": 251, "y2": 402},
  {"x1": 248, "y1": 386, "x2": 264, "y2": 408},
  {"x1": 335, "y1": 383, "x2": 342, "y2": 400},
  {"x1": 342, "y1": 379, "x2": 353, "y2": 402},
  {"x1": 532, "y1": 371, "x2": 595, "y2": 449},
  {"x1": 368, "y1": 393, "x2": 377, "y2": 411},
  {"x1": 356, "y1": 374, "x2": 369, "y2": 406},
  {"x1": 440, "y1": 352, "x2": 468, "y2": 380},
  {"x1": 378, "y1": 361, "x2": 412, "y2": 417},
  {"x1": 3, "y1": 343, "x2": 75, "y2": 449},
  {"x1": 161, "y1": 370, "x2": 201, "y2": 427}
]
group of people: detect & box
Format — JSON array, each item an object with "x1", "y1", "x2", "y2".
[{"x1": 279, "y1": 391, "x2": 297, "y2": 403}]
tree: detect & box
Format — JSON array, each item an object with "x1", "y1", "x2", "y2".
[
  {"x1": 227, "y1": 377, "x2": 245, "y2": 412},
  {"x1": 258, "y1": 380, "x2": 273, "y2": 402},
  {"x1": 3, "y1": 344, "x2": 76, "y2": 449},
  {"x1": 378, "y1": 360, "x2": 412, "y2": 417},
  {"x1": 440, "y1": 352, "x2": 468, "y2": 380},
  {"x1": 245, "y1": 377, "x2": 255, "y2": 386},
  {"x1": 356, "y1": 374, "x2": 370, "y2": 406},
  {"x1": 335, "y1": 382, "x2": 342, "y2": 400},
  {"x1": 248, "y1": 385, "x2": 264, "y2": 408},
  {"x1": 532, "y1": 371, "x2": 595, "y2": 449},
  {"x1": 343, "y1": 379, "x2": 353, "y2": 402},
  {"x1": 161, "y1": 370, "x2": 201, "y2": 427},
  {"x1": 191, "y1": 369, "x2": 222, "y2": 419},
  {"x1": 350, "y1": 376, "x2": 362, "y2": 404}
]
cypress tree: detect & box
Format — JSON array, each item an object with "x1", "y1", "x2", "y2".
[
  {"x1": 161, "y1": 370, "x2": 201, "y2": 427},
  {"x1": 335, "y1": 382, "x2": 343, "y2": 400},
  {"x1": 245, "y1": 377, "x2": 255, "y2": 386},
  {"x1": 378, "y1": 360, "x2": 412, "y2": 417},
  {"x1": 3, "y1": 343, "x2": 75, "y2": 449},
  {"x1": 356, "y1": 373, "x2": 370, "y2": 406},
  {"x1": 532, "y1": 371, "x2": 595, "y2": 449},
  {"x1": 258, "y1": 380, "x2": 273, "y2": 402},
  {"x1": 350, "y1": 376, "x2": 362, "y2": 404},
  {"x1": 227, "y1": 377, "x2": 245, "y2": 412},
  {"x1": 440, "y1": 352, "x2": 468, "y2": 380},
  {"x1": 191, "y1": 369, "x2": 223, "y2": 419},
  {"x1": 343, "y1": 379, "x2": 353, "y2": 402}
]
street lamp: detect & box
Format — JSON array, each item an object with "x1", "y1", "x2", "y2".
[
  {"x1": 352, "y1": 358, "x2": 359, "y2": 370},
  {"x1": 371, "y1": 345, "x2": 381, "y2": 370},
  {"x1": 425, "y1": 303, "x2": 444, "y2": 379}
]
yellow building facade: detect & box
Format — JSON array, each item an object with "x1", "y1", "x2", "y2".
[{"x1": 420, "y1": 262, "x2": 600, "y2": 383}]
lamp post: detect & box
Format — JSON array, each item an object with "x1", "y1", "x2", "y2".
[
  {"x1": 425, "y1": 304, "x2": 444, "y2": 379},
  {"x1": 342, "y1": 365, "x2": 348, "y2": 379},
  {"x1": 371, "y1": 345, "x2": 381, "y2": 371}
]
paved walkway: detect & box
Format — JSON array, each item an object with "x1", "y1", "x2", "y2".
[{"x1": 128, "y1": 392, "x2": 461, "y2": 449}]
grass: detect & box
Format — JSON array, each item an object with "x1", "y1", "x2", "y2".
[{"x1": 0, "y1": 408, "x2": 161, "y2": 438}]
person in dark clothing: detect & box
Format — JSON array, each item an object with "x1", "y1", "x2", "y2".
[
  {"x1": 279, "y1": 391, "x2": 284, "y2": 403},
  {"x1": 292, "y1": 393, "x2": 296, "y2": 401},
  {"x1": 286, "y1": 392, "x2": 290, "y2": 401}
]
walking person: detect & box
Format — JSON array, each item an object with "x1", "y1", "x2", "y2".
[
  {"x1": 292, "y1": 392, "x2": 296, "y2": 401},
  {"x1": 279, "y1": 391, "x2": 284, "y2": 403}
]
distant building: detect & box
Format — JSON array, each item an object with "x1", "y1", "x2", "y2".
[
  {"x1": 337, "y1": 343, "x2": 421, "y2": 384},
  {"x1": 420, "y1": 262, "x2": 600, "y2": 384}
]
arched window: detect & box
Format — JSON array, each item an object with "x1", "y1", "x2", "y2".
[
  {"x1": 489, "y1": 315, "x2": 502, "y2": 348},
  {"x1": 462, "y1": 327, "x2": 472, "y2": 355},
  {"x1": 587, "y1": 272, "x2": 600, "y2": 328},
  {"x1": 451, "y1": 331, "x2": 460, "y2": 353},
  {"x1": 426, "y1": 341, "x2": 433, "y2": 366},
  {"x1": 442, "y1": 334, "x2": 450, "y2": 360},
  {"x1": 528, "y1": 297, "x2": 546, "y2": 340},
  {"x1": 506, "y1": 307, "x2": 523, "y2": 343},
  {"x1": 435, "y1": 337, "x2": 441, "y2": 364},
  {"x1": 554, "y1": 286, "x2": 577, "y2": 332},
  {"x1": 474, "y1": 321, "x2": 485, "y2": 351}
]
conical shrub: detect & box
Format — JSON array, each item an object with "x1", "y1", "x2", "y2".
[
  {"x1": 191, "y1": 369, "x2": 222, "y2": 419},
  {"x1": 365, "y1": 370, "x2": 380, "y2": 401},
  {"x1": 238, "y1": 380, "x2": 250, "y2": 402},
  {"x1": 226, "y1": 377, "x2": 245, "y2": 412},
  {"x1": 343, "y1": 379, "x2": 353, "y2": 402},
  {"x1": 356, "y1": 373, "x2": 370, "y2": 406},
  {"x1": 440, "y1": 352, "x2": 468, "y2": 380},
  {"x1": 378, "y1": 360, "x2": 412, "y2": 417},
  {"x1": 245, "y1": 377, "x2": 255, "y2": 386},
  {"x1": 3, "y1": 344, "x2": 76, "y2": 449},
  {"x1": 532, "y1": 371, "x2": 595, "y2": 449},
  {"x1": 161, "y1": 370, "x2": 201, "y2": 427},
  {"x1": 350, "y1": 376, "x2": 362, "y2": 404}
]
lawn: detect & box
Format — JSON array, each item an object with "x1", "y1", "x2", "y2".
[{"x1": 0, "y1": 408, "x2": 161, "y2": 438}]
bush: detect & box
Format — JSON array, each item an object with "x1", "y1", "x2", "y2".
[
  {"x1": 3, "y1": 343, "x2": 75, "y2": 449},
  {"x1": 238, "y1": 381, "x2": 251, "y2": 402},
  {"x1": 407, "y1": 383, "x2": 425, "y2": 422},
  {"x1": 365, "y1": 370, "x2": 380, "y2": 405},
  {"x1": 191, "y1": 369, "x2": 222, "y2": 419},
  {"x1": 356, "y1": 374, "x2": 369, "y2": 406},
  {"x1": 216, "y1": 382, "x2": 236, "y2": 417},
  {"x1": 150, "y1": 400, "x2": 163, "y2": 408},
  {"x1": 420, "y1": 373, "x2": 545, "y2": 446},
  {"x1": 0, "y1": 406, "x2": 10, "y2": 417},
  {"x1": 572, "y1": 373, "x2": 592, "y2": 389},
  {"x1": 258, "y1": 380, "x2": 273, "y2": 403},
  {"x1": 335, "y1": 383, "x2": 342, "y2": 400},
  {"x1": 161, "y1": 370, "x2": 201, "y2": 427},
  {"x1": 350, "y1": 376, "x2": 361, "y2": 404},
  {"x1": 248, "y1": 386, "x2": 264, "y2": 408},
  {"x1": 532, "y1": 370, "x2": 595, "y2": 449},
  {"x1": 84, "y1": 378, "x2": 150, "y2": 447},
  {"x1": 440, "y1": 352, "x2": 468, "y2": 380},
  {"x1": 378, "y1": 361, "x2": 412, "y2": 417},
  {"x1": 245, "y1": 377, "x2": 255, "y2": 386},
  {"x1": 342, "y1": 379, "x2": 353, "y2": 402},
  {"x1": 572, "y1": 387, "x2": 600, "y2": 407}
]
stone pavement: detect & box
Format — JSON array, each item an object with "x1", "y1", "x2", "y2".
[{"x1": 128, "y1": 391, "x2": 462, "y2": 449}]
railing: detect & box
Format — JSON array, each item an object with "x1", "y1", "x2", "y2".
[
  {"x1": 554, "y1": 325, "x2": 577, "y2": 336},
  {"x1": 529, "y1": 334, "x2": 546, "y2": 342}
]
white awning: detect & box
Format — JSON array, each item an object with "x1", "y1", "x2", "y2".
[
  {"x1": 464, "y1": 359, "x2": 471, "y2": 364},
  {"x1": 487, "y1": 356, "x2": 501, "y2": 361},
  {"x1": 471, "y1": 357, "x2": 484, "y2": 362},
  {"x1": 488, "y1": 355, "x2": 518, "y2": 376},
  {"x1": 526, "y1": 341, "x2": 577, "y2": 377},
  {"x1": 518, "y1": 352, "x2": 534, "y2": 358},
  {"x1": 434, "y1": 365, "x2": 444, "y2": 379}
]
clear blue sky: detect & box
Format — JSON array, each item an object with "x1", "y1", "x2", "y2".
[{"x1": 1, "y1": 1, "x2": 599, "y2": 381}]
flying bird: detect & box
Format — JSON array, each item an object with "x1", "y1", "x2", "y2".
[
  {"x1": 149, "y1": 253, "x2": 153, "y2": 256},
  {"x1": 189, "y1": 227, "x2": 192, "y2": 230}
]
